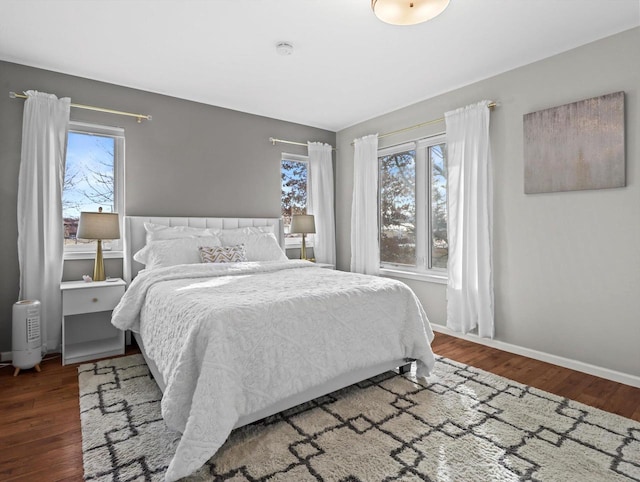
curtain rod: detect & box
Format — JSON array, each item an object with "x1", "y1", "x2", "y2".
[
  {"x1": 269, "y1": 137, "x2": 336, "y2": 151},
  {"x1": 9, "y1": 91, "x2": 152, "y2": 123},
  {"x1": 353, "y1": 101, "x2": 497, "y2": 145},
  {"x1": 379, "y1": 101, "x2": 496, "y2": 140}
]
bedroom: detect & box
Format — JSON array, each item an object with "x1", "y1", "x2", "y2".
[{"x1": 0, "y1": 0, "x2": 639, "y2": 480}]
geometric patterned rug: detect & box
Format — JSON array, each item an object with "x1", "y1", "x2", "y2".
[{"x1": 78, "y1": 354, "x2": 640, "y2": 481}]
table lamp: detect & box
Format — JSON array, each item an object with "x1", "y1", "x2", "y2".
[
  {"x1": 290, "y1": 214, "x2": 316, "y2": 260},
  {"x1": 77, "y1": 208, "x2": 120, "y2": 281}
]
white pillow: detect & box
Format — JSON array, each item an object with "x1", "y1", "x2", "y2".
[
  {"x1": 133, "y1": 235, "x2": 222, "y2": 269},
  {"x1": 218, "y1": 231, "x2": 287, "y2": 262},
  {"x1": 144, "y1": 222, "x2": 217, "y2": 243},
  {"x1": 213, "y1": 225, "x2": 275, "y2": 236}
]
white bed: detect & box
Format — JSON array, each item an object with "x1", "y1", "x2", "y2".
[{"x1": 113, "y1": 216, "x2": 436, "y2": 481}]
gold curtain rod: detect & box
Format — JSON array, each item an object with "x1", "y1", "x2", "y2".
[
  {"x1": 269, "y1": 137, "x2": 306, "y2": 147},
  {"x1": 354, "y1": 101, "x2": 497, "y2": 145},
  {"x1": 269, "y1": 137, "x2": 336, "y2": 151},
  {"x1": 9, "y1": 91, "x2": 152, "y2": 123}
]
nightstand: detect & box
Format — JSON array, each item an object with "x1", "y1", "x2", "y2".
[{"x1": 61, "y1": 278, "x2": 126, "y2": 365}]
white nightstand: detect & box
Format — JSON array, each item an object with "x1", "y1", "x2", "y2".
[{"x1": 61, "y1": 278, "x2": 126, "y2": 365}]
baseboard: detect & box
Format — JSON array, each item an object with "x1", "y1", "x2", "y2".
[
  {"x1": 1, "y1": 351, "x2": 11, "y2": 362},
  {"x1": 431, "y1": 324, "x2": 640, "y2": 389}
]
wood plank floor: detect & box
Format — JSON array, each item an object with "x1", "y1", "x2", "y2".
[
  {"x1": 1, "y1": 332, "x2": 638, "y2": 481},
  {"x1": 430, "y1": 333, "x2": 640, "y2": 421}
]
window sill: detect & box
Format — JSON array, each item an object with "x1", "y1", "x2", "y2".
[
  {"x1": 379, "y1": 267, "x2": 447, "y2": 285},
  {"x1": 64, "y1": 251, "x2": 124, "y2": 261}
]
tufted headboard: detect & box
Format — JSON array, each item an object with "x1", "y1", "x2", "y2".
[{"x1": 123, "y1": 216, "x2": 283, "y2": 283}]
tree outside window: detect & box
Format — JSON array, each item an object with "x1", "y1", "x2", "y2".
[
  {"x1": 430, "y1": 143, "x2": 448, "y2": 269},
  {"x1": 63, "y1": 123, "x2": 124, "y2": 252},
  {"x1": 378, "y1": 137, "x2": 448, "y2": 275},
  {"x1": 379, "y1": 150, "x2": 416, "y2": 266},
  {"x1": 281, "y1": 158, "x2": 308, "y2": 237}
]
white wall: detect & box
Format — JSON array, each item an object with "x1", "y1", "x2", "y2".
[{"x1": 336, "y1": 28, "x2": 640, "y2": 379}]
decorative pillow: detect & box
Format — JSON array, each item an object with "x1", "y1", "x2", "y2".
[
  {"x1": 218, "y1": 232, "x2": 287, "y2": 262},
  {"x1": 144, "y1": 222, "x2": 216, "y2": 243},
  {"x1": 133, "y1": 235, "x2": 222, "y2": 269},
  {"x1": 199, "y1": 245, "x2": 247, "y2": 263}
]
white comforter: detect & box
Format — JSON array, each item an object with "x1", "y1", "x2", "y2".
[{"x1": 112, "y1": 260, "x2": 435, "y2": 481}]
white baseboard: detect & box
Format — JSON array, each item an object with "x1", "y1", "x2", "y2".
[
  {"x1": 431, "y1": 324, "x2": 640, "y2": 389},
  {"x1": 1, "y1": 351, "x2": 11, "y2": 362}
]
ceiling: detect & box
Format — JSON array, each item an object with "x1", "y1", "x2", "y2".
[{"x1": 0, "y1": 1, "x2": 638, "y2": 132}]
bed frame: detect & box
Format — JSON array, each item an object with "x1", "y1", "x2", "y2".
[{"x1": 123, "y1": 216, "x2": 412, "y2": 429}]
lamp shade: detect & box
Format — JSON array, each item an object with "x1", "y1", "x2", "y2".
[
  {"x1": 77, "y1": 212, "x2": 120, "y2": 240},
  {"x1": 371, "y1": 0, "x2": 449, "y2": 25},
  {"x1": 290, "y1": 214, "x2": 316, "y2": 234}
]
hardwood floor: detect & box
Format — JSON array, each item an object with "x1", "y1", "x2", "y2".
[
  {"x1": 430, "y1": 333, "x2": 640, "y2": 421},
  {"x1": 0, "y1": 333, "x2": 638, "y2": 481},
  {"x1": 0, "y1": 346, "x2": 139, "y2": 482}
]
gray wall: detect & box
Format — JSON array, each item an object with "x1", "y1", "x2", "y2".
[
  {"x1": 0, "y1": 61, "x2": 334, "y2": 353},
  {"x1": 336, "y1": 28, "x2": 640, "y2": 377}
]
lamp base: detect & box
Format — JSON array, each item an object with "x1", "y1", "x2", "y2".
[
  {"x1": 300, "y1": 234, "x2": 307, "y2": 260},
  {"x1": 93, "y1": 240, "x2": 106, "y2": 281},
  {"x1": 299, "y1": 234, "x2": 314, "y2": 261}
]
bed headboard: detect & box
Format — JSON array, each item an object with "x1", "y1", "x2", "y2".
[{"x1": 124, "y1": 216, "x2": 284, "y2": 283}]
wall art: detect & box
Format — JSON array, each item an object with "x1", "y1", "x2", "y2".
[{"x1": 523, "y1": 91, "x2": 625, "y2": 194}]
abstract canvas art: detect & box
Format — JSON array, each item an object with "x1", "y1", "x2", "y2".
[{"x1": 523, "y1": 92, "x2": 625, "y2": 194}]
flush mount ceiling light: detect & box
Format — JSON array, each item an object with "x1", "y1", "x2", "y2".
[
  {"x1": 371, "y1": 0, "x2": 450, "y2": 25},
  {"x1": 276, "y1": 41, "x2": 294, "y2": 56}
]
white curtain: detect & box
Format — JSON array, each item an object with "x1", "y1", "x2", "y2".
[
  {"x1": 307, "y1": 142, "x2": 336, "y2": 265},
  {"x1": 445, "y1": 100, "x2": 494, "y2": 338},
  {"x1": 350, "y1": 134, "x2": 379, "y2": 275},
  {"x1": 17, "y1": 91, "x2": 71, "y2": 352}
]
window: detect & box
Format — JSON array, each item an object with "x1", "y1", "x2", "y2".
[
  {"x1": 378, "y1": 135, "x2": 448, "y2": 279},
  {"x1": 281, "y1": 154, "x2": 309, "y2": 246},
  {"x1": 63, "y1": 122, "x2": 124, "y2": 254}
]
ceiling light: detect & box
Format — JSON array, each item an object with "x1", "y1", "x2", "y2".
[
  {"x1": 371, "y1": 0, "x2": 450, "y2": 26},
  {"x1": 276, "y1": 42, "x2": 294, "y2": 56}
]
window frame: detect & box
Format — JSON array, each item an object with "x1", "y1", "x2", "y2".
[
  {"x1": 281, "y1": 153, "x2": 313, "y2": 249},
  {"x1": 63, "y1": 121, "x2": 125, "y2": 259},
  {"x1": 378, "y1": 134, "x2": 448, "y2": 284}
]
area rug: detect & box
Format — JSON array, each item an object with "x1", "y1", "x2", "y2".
[{"x1": 78, "y1": 354, "x2": 640, "y2": 481}]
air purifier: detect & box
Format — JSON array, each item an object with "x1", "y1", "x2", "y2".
[{"x1": 12, "y1": 300, "x2": 42, "y2": 376}]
